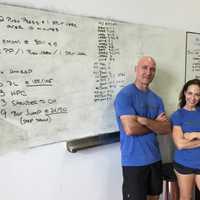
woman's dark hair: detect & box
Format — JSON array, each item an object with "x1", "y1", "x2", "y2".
[{"x1": 179, "y1": 79, "x2": 200, "y2": 108}]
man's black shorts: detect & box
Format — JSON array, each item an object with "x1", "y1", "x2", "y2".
[{"x1": 122, "y1": 161, "x2": 162, "y2": 200}]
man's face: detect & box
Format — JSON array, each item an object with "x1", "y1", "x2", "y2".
[{"x1": 135, "y1": 58, "x2": 156, "y2": 86}]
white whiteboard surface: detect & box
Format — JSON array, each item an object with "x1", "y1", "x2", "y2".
[{"x1": 0, "y1": 4, "x2": 186, "y2": 154}]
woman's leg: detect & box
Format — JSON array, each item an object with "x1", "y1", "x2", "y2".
[
  {"x1": 175, "y1": 170, "x2": 195, "y2": 200},
  {"x1": 195, "y1": 175, "x2": 200, "y2": 191}
]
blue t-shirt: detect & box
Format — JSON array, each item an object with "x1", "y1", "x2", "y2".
[
  {"x1": 114, "y1": 83, "x2": 165, "y2": 166},
  {"x1": 171, "y1": 107, "x2": 200, "y2": 169}
]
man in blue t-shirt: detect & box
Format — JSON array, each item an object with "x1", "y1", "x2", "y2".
[{"x1": 114, "y1": 56, "x2": 171, "y2": 200}]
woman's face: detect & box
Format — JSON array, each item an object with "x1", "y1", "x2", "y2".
[{"x1": 184, "y1": 84, "x2": 200, "y2": 108}]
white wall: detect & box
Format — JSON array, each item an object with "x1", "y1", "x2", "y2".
[
  {"x1": 0, "y1": 0, "x2": 200, "y2": 200},
  {"x1": 0, "y1": 142, "x2": 121, "y2": 200}
]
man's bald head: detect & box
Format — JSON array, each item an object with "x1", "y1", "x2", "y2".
[
  {"x1": 134, "y1": 56, "x2": 156, "y2": 90},
  {"x1": 136, "y1": 56, "x2": 156, "y2": 68}
]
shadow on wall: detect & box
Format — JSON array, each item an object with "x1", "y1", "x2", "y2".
[
  {"x1": 157, "y1": 134, "x2": 175, "y2": 163},
  {"x1": 151, "y1": 66, "x2": 179, "y2": 163},
  {"x1": 152, "y1": 66, "x2": 181, "y2": 112}
]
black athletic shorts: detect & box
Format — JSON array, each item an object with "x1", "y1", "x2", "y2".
[
  {"x1": 173, "y1": 161, "x2": 200, "y2": 175},
  {"x1": 122, "y1": 161, "x2": 162, "y2": 200}
]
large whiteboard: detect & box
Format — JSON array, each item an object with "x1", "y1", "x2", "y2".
[{"x1": 0, "y1": 4, "x2": 186, "y2": 153}]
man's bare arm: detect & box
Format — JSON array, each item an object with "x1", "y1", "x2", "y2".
[
  {"x1": 137, "y1": 113, "x2": 171, "y2": 135},
  {"x1": 120, "y1": 115, "x2": 151, "y2": 136}
]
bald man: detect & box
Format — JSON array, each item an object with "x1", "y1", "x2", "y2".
[{"x1": 114, "y1": 56, "x2": 171, "y2": 200}]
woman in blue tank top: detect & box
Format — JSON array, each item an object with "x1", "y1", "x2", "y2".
[{"x1": 171, "y1": 79, "x2": 200, "y2": 200}]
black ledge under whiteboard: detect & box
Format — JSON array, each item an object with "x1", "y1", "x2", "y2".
[{"x1": 66, "y1": 132, "x2": 119, "y2": 153}]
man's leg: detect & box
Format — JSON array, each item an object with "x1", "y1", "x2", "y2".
[
  {"x1": 122, "y1": 166, "x2": 148, "y2": 200},
  {"x1": 148, "y1": 161, "x2": 163, "y2": 200},
  {"x1": 147, "y1": 195, "x2": 159, "y2": 200}
]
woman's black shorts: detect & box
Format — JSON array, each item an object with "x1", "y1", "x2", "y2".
[{"x1": 173, "y1": 161, "x2": 200, "y2": 174}]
